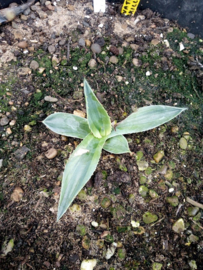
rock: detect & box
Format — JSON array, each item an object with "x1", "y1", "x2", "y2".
[
  {"x1": 130, "y1": 44, "x2": 139, "y2": 50},
  {"x1": 69, "y1": 204, "x2": 81, "y2": 213},
  {"x1": 78, "y1": 38, "x2": 85, "y2": 47},
  {"x1": 151, "y1": 39, "x2": 160, "y2": 46},
  {"x1": 101, "y1": 197, "x2": 111, "y2": 209},
  {"x1": 0, "y1": 116, "x2": 9, "y2": 126},
  {"x1": 187, "y1": 206, "x2": 199, "y2": 217},
  {"x1": 30, "y1": 60, "x2": 39, "y2": 70},
  {"x1": 59, "y1": 39, "x2": 66, "y2": 46},
  {"x1": 91, "y1": 221, "x2": 99, "y2": 227},
  {"x1": 0, "y1": 159, "x2": 3, "y2": 169},
  {"x1": 24, "y1": 125, "x2": 32, "y2": 132},
  {"x1": 117, "y1": 248, "x2": 126, "y2": 261},
  {"x1": 109, "y1": 56, "x2": 118, "y2": 64},
  {"x1": 172, "y1": 218, "x2": 185, "y2": 233},
  {"x1": 73, "y1": 109, "x2": 85, "y2": 118},
  {"x1": 76, "y1": 224, "x2": 86, "y2": 236},
  {"x1": 137, "y1": 160, "x2": 148, "y2": 171},
  {"x1": 105, "y1": 242, "x2": 117, "y2": 260},
  {"x1": 88, "y1": 59, "x2": 97, "y2": 69},
  {"x1": 153, "y1": 150, "x2": 164, "y2": 163},
  {"x1": 13, "y1": 30, "x2": 23, "y2": 39},
  {"x1": 118, "y1": 47, "x2": 123, "y2": 55},
  {"x1": 37, "y1": 10, "x2": 47, "y2": 19},
  {"x1": 166, "y1": 196, "x2": 179, "y2": 206},
  {"x1": 143, "y1": 211, "x2": 158, "y2": 224},
  {"x1": 23, "y1": 7, "x2": 31, "y2": 15},
  {"x1": 1, "y1": 239, "x2": 14, "y2": 257},
  {"x1": 95, "y1": 37, "x2": 105, "y2": 47},
  {"x1": 179, "y1": 42, "x2": 185, "y2": 51},
  {"x1": 11, "y1": 187, "x2": 24, "y2": 202},
  {"x1": 6, "y1": 127, "x2": 12, "y2": 135},
  {"x1": 91, "y1": 43, "x2": 101, "y2": 54},
  {"x1": 139, "y1": 185, "x2": 148, "y2": 197},
  {"x1": 45, "y1": 148, "x2": 57, "y2": 159},
  {"x1": 107, "y1": 171, "x2": 131, "y2": 183},
  {"x1": 188, "y1": 260, "x2": 197, "y2": 270},
  {"x1": 132, "y1": 58, "x2": 142, "y2": 67},
  {"x1": 179, "y1": 137, "x2": 187, "y2": 149},
  {"x1": 149, "y1": 189, "x2": 159, "y2": 199},
  {"x1": 52, "y1": 55, "x2": 59, "y2": 67},
  {"x1": 77, "y1": 190, "x2": 87, "y2": 201},
  {"x1": 188, "y1": 234, "x2": 199, "y2": 243},
  {"x1": 85, "y1": 39, "x2": 91, "y2": 47},
  {"x1": 82, "y1": 236, "x2": 90, "y2": 250},
  {"x1": 152, "y1": 262, "x2": 163, "y2": 270},
  {"x1": 14, "y1": 146, "x2": 30, "y2": 160},
  {"x1": 18, "y1": 67, "x2": 31, "y2": 76},
  {"x1": 116, "y1": 75, "x2": 123, "y2": 82},
  {"x1": 48, "y1": 45, "x2": 55, "y2": 54},
  {"x1": 109, "y1": 45, "x2": 119, "y2": 55},
  {"x1": 164, "y1": 170, "x2": 173, "y2": 180},
  {"x1": 44, "y1": 96, "x2": 58, "y2": 102},
  {"x1": 80, "y1": 259, "x2": 97, "y2": 270},
  {"x1": 18, "y1": 41, "x2": 28, "y2": 49},
  {"x1": 38, "y1": 67, "x2": 45, "y2": 74},
  {"x1": 187, "y1": 33, "x2": 195, "y2": 39}
]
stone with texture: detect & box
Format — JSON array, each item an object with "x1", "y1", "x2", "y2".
[
  {"x1": 44, "y1": 96, "x2": 58, "y2": 102},
  {"x1": 143, "y1": 212, "x2": 158, "y2": 224},
  {"x1": 14, "y1": 146, "x2": 30, "y2": 160},
  {"x1": 172, "y1": 218, "x2": 185, "y2": 233},
  {"x1": 91, "y1": 43, "x2": 101, "y2": 54},
  {"x1": 45, "y1": 148, "x2": 58, "y2": 159},
  {"x1": 30, "y1": 60, "x2": 39, "y2": 70},
  {"x1": 88, "y1": 59, "x2": 97, "y2": 69},
  {"x1": 109, "y1": 56, "x2": 118, "y2": 64},
  {"x1": 0, "y1": 116, "x2": 9, "y2": 126}
]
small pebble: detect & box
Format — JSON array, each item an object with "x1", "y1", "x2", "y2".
[
  {"x1": 132, "y1": 58, "x2": 142, "y2": 67},
  {"x1": 78, "y1": 38, "x2": 85, "y2": 47},
  {"x1": 172, "y1": 218, "x2": 185, "y2": 233},
  {"x1": 88, "y1": 59, "x2": 97, "y2": 69},
  {"x1": 81, "y1": 259, "x2": 97, "y2": 270},
  {"x1": 0, "y1": 116, "x2": 9, "y2": 126},
  {"x1": 18, "y1": 41, "x2": 28, "y2": 49},
  {"x1": 48, "y1": 45, "x2": 55, "y2": 54},
  {"x1": 24, "y1": 125, "x2": 32, "y2": 132},
  {"x1": 91, "y1": 43, "x2": 101, "y2": 54},
  {"x1": 179, "y1": 137, "x2": 187, "y2": 149},
  {"x1": 30, "y1": 60, "x2": 39, "y2": 70},
  {"x1": 45, "y1": 148, "x2": 57, "y2": 159},
  {"x1": 11, "y1": 187, "x2": 24, "y2": 202},
  {"x1": 44, "y1": 96, "x2": 58, "y2": 102},
  {"x1": 109, "y1": 56, "x2": 118, "y2": 64}
]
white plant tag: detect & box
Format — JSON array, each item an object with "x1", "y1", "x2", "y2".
[{"x1": 93, "y1": 0, "x2": 106, "y2": 13}]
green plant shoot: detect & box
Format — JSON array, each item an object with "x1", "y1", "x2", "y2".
[{"x1": 43, "y1": 79, "x2": 187, "y2": 220}]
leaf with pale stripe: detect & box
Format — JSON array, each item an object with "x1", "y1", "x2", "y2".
[
  {"x1": 84, "y1": 79, "x2": 111, "y2": 138},
  {"x1": 57, "y1": 133, "x2": 107, "y2": 221},
  {"x1": 103, "y1": 135, "x2": 130, "y2": 154},
  {"x1": 108, "y1": 106, "x2": 187, "y2": 138},
  {"x1": 43, "y1": 112, "x2": 90, "y2": 139}
]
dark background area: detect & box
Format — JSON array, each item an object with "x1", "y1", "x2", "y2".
[{"x1": 0, "y1": 0, "x2": 203, "y2": 37}]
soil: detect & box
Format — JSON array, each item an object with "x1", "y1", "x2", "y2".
[{"x1": 0, "y1": 0, "x2": 203, "y2": 269}]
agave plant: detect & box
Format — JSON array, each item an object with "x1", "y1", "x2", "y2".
[{"x1": 43, "y1": 79, "x2": 187, "y2": 220}]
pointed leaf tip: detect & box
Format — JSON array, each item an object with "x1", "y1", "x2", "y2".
[{"x1": 84, "y1": 79, "x2": 111, "y2": 138}]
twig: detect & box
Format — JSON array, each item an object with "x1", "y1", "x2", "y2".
[
  {"x1": 150, "y1": 216, "x2": 165, "y2": 227},
  {"x1": 195, "y1": 56, "x2": 203, "y2": 69},
  {"x1": 186, "y1": 197, "x2": 203, "y2": 210},
  {"x1": 67, "y1": 36, "x2": 71, "y2": 61},
  {"x1": 192, "y1": 81, "x2": 200, "y2": 99},
  {"x1": 189, "y1": 218, "x2": 203, "y2": 230}
]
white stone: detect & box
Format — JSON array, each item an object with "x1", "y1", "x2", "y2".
[
  {"x1": 105, "y1": 242, "x2": 117, "y2": 260},
  {"x1": 131, "y1": 220, "x2": 140, "y2": 228},
  {"x1": 179, "y1": 42, "x2": 185, "y2": 51},
  {"x1": 80, "y1": 259, "x2": 97, "y2": 270}
]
